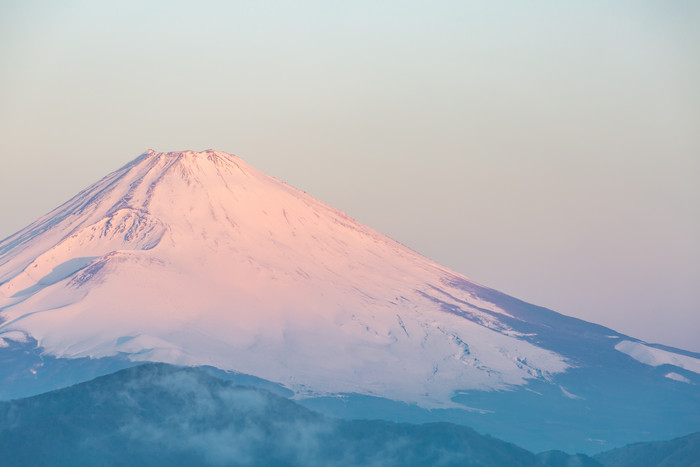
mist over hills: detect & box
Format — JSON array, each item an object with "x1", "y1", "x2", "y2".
[
  {"x1": 1, "y1": 364, "x2": 696, "y2": 467},
  {"x1": 0, "y1": 364, "x2": 555, "y2": 467}
]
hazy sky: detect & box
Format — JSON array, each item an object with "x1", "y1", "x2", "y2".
[{"x1": 1, "y1": 1, "x2": 698, "y2": 351}]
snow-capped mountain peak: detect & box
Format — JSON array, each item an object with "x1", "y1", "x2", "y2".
[{"x1": 0, "y1": 150, "x2": 696, "y2": 411}]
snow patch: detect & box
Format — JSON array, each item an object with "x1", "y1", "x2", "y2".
[
  {"x1": 665, "y1": 372, "x2": 691, "y2": 384},
  {"x1": 559, "y1": 386, "x2": 583, "y2": 399},
  {"x1": 0, "y1": 330, "x2": 30, "y2": 347},
  {"x1": 615, "y1": 340, "x2": 700, "y2": 374}
]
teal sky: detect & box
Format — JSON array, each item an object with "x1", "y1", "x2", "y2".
[{"x1": 1, "y1": 1, "x2": 699, "y2": 351}]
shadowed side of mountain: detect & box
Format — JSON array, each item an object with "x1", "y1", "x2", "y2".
[{"x1": 0, "y1": 336, "x2": 138, "y2": 401}]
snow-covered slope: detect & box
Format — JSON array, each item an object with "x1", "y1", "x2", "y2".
[
  {"x1": 0, "y1": 150, "x2": 569, "y2": 407},
  {"x1": 0, "y1": 150, "x2": 697, "y2": 413}
]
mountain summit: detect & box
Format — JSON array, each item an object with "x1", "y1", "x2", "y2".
[{"x1": 1, "y1": 149, "x2": 698, "y2": 452}]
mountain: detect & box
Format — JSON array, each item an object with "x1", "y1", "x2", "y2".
[
  {"x1": 0, "y1": 149, "x2": 698, "y2": 453},
  {"x1": 594, "y1": 432, "x2": 700, "y2": 467},
  {"x1": 0, "y1": 363, "x2": 562, "y2": 467},
  {"x1": 0, "y1": 149, "x2": 571, "y2": 406}
]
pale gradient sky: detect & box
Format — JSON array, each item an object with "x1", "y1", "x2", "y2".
[{"x1": 1, "y1": 1, "x2": 699, "y2": 351}]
